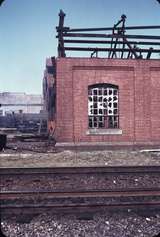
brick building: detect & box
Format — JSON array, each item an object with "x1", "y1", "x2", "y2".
[
  {"x1": 43, "y1": 58, "x2": 160, "y2": 147},
  {"x1": 43, "y1": 12, "x2": 160, "y2": 147}
]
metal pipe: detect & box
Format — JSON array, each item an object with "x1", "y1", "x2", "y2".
[
  {"x1": 61, "y1": 33, "x2": 160, "y2": 40},
  {"x1": 64, "y1": 47, "x2": 160, "y2": 53},
  {"x1": 64, "y1": 39, "x2": 160, "y2": 46},
  {"x1": 66, "y1": 25, "x2": 160, "y2": 32}
]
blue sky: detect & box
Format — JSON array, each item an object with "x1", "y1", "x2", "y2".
[{"x1": 0, "y1": 0, "x2": 159, "y2": 94}]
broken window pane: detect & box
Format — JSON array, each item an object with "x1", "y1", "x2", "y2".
[
  {"x1": 98, "y1": 89, "x2": 102, "y2": 95},
  {"x1": 114, "y1": 109, "x2": 118, "y2": 114},
  {"x1": 99, "y1": 122, "x2": 103, "y2": 128},
  {"x1": 94, "y1": 109, "x2": 98, "y2": 114},
  {"x1": 109, "y1": 89, "x2": 112, "y2": 95},
  {"x1": 93, "y1": 103, "x2": 97, "y2": 108},
  {"x1": 93, "y1": 89, "x2": 97, "y2": 95},
  {"x1": 99, "y1": 109, "x2": 103, "y2": 114},
  {"x1": 104, "y1": 89, "x2": 107, "y2": 95},
  {"x1": 114, "y1": 102, "x2": 117, "y2": 108},
  {"x1": 88, "y1": 96, "x2": 92, "y2": 102},
  {"x1": 98, "y1": 96, "x2": 103, "y2": 102},
  {"x1": 113, "y1": 90, "x2": 118, "y2": 95},
  {"x1": 93, "y1": 96, "x2": 97, "y2": 102}
]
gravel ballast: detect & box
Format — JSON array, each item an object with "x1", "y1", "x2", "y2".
[{"x1": 1, "y1": 211, "x2": 160, "y2": 237}]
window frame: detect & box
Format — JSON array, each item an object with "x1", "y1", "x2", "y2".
[{"x1": 87, "y1": 83, "x2": 122, "y2": 135}]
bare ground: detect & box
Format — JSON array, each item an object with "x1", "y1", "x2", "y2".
[{"x1": 0, "y1": 141, "x2": 160, "y2": 168}]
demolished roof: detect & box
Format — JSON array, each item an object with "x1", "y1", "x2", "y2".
[{"x1": 56, "y1": 10, "x2": 160, "y2": 59}]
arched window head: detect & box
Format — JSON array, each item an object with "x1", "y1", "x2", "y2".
[{"x1": 88, "y1": 83, "x2": 119, "y2": 129}]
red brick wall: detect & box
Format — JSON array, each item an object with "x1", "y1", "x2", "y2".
[
  {"x1": 55, "y1": 58, "x2": 160, "y2": 145},
  {"x1": 151, "y1": 67, "x2": 160, "y2": 141}
]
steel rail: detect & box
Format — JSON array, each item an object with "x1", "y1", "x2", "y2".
[
  {"x1": 2, "y1": 202, "x2": 160, "y2": 211},
  {"x1": 0, "y1": 166, "x2": 160, "y2": 175},
  {"x1": 1, "y1": 190, "x2": 160, "y2": 213},
  {"x1": 1, "y1": 189, "x2": 160, "y2": 198}
]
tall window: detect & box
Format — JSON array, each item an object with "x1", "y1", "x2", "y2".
[{"x1": 88, "y1": 84, "x2": 119, "y2": 129}]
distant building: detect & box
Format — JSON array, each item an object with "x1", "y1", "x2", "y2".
[
  {"x1": 0, "y1": 92, "x2": 47, "y2": 132},
  {"x1": 0, "y1": 92, "x2": 43, "y2": 116}
]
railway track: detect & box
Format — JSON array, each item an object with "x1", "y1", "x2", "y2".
[
  {"x1": 1, "y1": 189, "x2": 160, "y2": 216},
  {"x1": 1, "y1": 166, "x2": 160, "y2": 192},
  {"x1": 1, "y1": 166, "x2": 160, "y2": 216}
]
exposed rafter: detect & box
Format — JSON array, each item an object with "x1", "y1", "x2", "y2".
[{"x1": 56, "y1": 10, "x2": 160, "y2": 59}]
